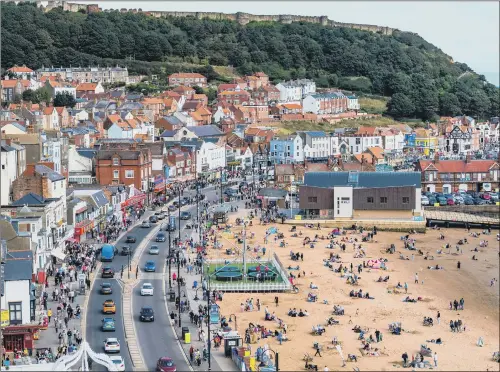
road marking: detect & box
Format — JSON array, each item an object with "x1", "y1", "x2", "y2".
[
  {"x1": 163, "y1": 258, "x2": 193, "y2": 371},
  {"x1": 81, "y1": 261, "x2": 102, "y2": 340}
]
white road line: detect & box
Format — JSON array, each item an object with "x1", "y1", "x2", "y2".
[{"x1": 163, "y1": 258, "x2": 193, "y2": 371}]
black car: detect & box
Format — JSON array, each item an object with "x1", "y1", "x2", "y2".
[
  {"x1": 102, "y1": 267, "x2": 115, "y2": 278},
  {"x1": 180, "y1": 211, "x2": 191, "y2": 220},
  {"x1": 139, "y1": 306, "x2": 155, "y2": 322},
  {"x1": 156, "y1": 233, "x2": 166, "y2": 242},
  {"x1": 121, "y1": 246, "x2": 132, "y2": 256},
  {"x1": 149, "y1": 215, "x2": 158, "y2": 223},
  {"x1": 181, "y1": 197, "x2": 190, "y2": 206},
  {"x1": 173, "y1": 201, "x2": 180, "y2": 208},
  {"x1": 126, "y1": 236, "x2": 136, "y2": 243},
  {"x1": 100, "y1": 283, "x2": 113, "y2": 295},
  {"x1": 197, "y1": 194, "x2": 206, "y2": 201}
]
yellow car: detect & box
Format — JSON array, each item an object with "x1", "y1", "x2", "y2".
[{"x1": 103, "y1": 299, "x2": 116, "y2": 314}]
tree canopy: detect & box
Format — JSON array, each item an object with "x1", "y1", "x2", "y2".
[{"x1": 2, "y1": 2, "x2": 498, "y2": 120}]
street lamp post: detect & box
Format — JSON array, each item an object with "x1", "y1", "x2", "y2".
[
  {"x1": 207, "y1": 272, "x2": 212, "y2": 371},
  {"x1": 228, "y1": 314, "x2": 238, "y2": 331},
  {"x1": 219, "y1": 167, "x2": 224, "y2": 205},
  {"x1": 177, "y1": 250, "x2": 181, "y2": 327},
  {"x1": 127, "y1": 251, "x2": 131, "y2": 279},
  {"x1": 167, "y1": 208, "x2": 172, "y2": 289}
]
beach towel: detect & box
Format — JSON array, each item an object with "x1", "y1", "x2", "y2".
[{"x1": 267, "y1": 227, "x2": 278, "y2": 235}]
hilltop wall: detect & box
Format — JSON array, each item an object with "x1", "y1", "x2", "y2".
[{"x1": 40, "y1": 1, "x2": 396, "y2": 35}]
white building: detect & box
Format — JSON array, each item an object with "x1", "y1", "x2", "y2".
[
  {"x1": 297, "y1": 131, "x2": 330, "y2": 158},
  {"x1": 196, "y1": 142, "x2": 226, "y2": 173},
  {"x1": 68, "y1": 145, "x2": 94, "y2": 184},
  {"x1": 347, "y1": 95, "x2": 360, "y2": 110},
  {"x1": 41, "y1": 136, "x2": 62, "y2": 173},
  {"x1": 275, "y1": 82, "x2": 302, "y2": 102},
  {"x1": 344, "y1": 135, "x2": 383, "y2": 155},
  {"x1": 380, "y1": 129, "x2": 405, "y2": 153},
  {"x1": 1, "y1": 141, "x2": 19, "y2": 205}
]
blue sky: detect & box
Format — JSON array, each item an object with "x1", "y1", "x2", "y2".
[{"x1": 76, "y1": 1, "x2": 500, "y2": 86}]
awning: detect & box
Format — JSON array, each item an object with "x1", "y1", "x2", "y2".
[{"x1": 51, "y1": 247, "x2": 66, "y2": 262}]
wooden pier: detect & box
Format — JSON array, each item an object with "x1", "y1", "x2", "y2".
[{"x1": 425, "y1": 210, "x2": 500, "y2": 228}]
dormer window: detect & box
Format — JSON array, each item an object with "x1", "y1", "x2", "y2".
[{"x1": 113, "y1": 157, "x2": 119, "y2": 166}]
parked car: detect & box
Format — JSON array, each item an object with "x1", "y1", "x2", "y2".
[
  {"x1": 474, "y1": 198, "x2": 487, "y2": 205},
  {"x1": 453, "y1": 195, "x2": 464, "y2": 204},
  {"x1": 446, "y1": 199, "x2": 455, "y2": 205},
  {"x1": 488, "y1": 192, "x2": 499, "y2": 202},
  {"x1": 464, "y1": 198, "x2": 474, "y2": 205},
  {"x1": 156, "y1": 357, "x2": 177, "y2": 372},
  {"x1": 421, "y1": 196, "x2": 430, "y2": 206},
  {"x1": 156, "y1": 233, "x2": 166, "y2": 242},
  {"x1": 102, "y1": 317, "x2": 116, "y2": 332},
  {"x1": 438, "y1": 197, "x2": 447, "y2": 206},
  {"x1": 121, "y1": 246, "x2": 132, "y2": 256},
  {"x1": 102, "y1": 267, "x2": 115, "y2": 278},
  {"x1": 139, "y1": 306, "x2": 155, "y2": 322},
  {"x1": 149, "y1": 245, "x2": 160, "y2": 255},
  {"x1": 168, "y1": 205, "x2": 177, "y2": 212},
  {"x1": 125, "y1": 236, "x2": 136, "y2": 243},
  {"x1": 140, "y1": 283, "x2": 154, "y2": 296},
  {"x1": 100, "y1": 283, "x2": 113, "y2": 295},
  {"x1": 109, "y1": 356, "x2": 126, "y2": 372},
  {"x1": 480, "y1": 193, "x2": 491, "y2": 200},
  {"x1": 104, "y1": 338, "x2": 120, "y2": 353},
  {"x1": 428, "y1": 197, "x2": 437, "y2": 205},
  {"x1": 144, "y1": 261, "x2": 156, "y2": 272}
]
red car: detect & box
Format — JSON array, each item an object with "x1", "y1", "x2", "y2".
[
  {"x1": 156, "y1": 357, "x2": 176, "y2": 372},
  {"x1": 446, "y1": 199, "x2": 455, "y2": 205}
]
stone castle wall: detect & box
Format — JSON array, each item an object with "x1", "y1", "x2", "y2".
[{"x1": 40, "y1": 1, "x2": 396, "y2": 35}]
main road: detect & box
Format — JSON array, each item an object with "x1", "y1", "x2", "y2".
[
  {"x1": 132, "y1": 185, "x2": 221, "y2": 370},
  {"x1": 86, "y1": 219, "x2": 154, "y2": 371}
]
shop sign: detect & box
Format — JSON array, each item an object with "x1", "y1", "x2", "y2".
[
  {"x1": 1, "y1": 309, "x2": 10, "y2": 326},
  {"x1": 154, "y1": 174, "x2": 165, "y2": 192}
]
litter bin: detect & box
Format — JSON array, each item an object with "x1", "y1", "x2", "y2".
[
  {"x1": 181, "y1": 327, "x2": 189, "y2": 341},
  {"x1": 184, "y1": 332, "x2": 191, "y2": 344},
  {"x1": 169, "y1": 290, "x2": 176, "y2": 302}
]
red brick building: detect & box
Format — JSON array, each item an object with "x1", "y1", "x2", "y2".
[
  {"x1": 168, "y1": 73, "x2": 207, "y2": 88},
  {"x1": 218, "y1": 90, "x2": 251, "y2": 106},
  {"x1": 95, "y1": 143, "x2": 152, "y2": 191}
]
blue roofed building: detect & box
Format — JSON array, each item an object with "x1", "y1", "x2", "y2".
[{"x1": 299, "y1": 171, "x2": 422, "y2": 220}]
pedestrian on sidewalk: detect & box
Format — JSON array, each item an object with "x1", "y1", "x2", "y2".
[
  {"x1": 189, "y1": 345, "x2": 194, "y2": 363},
  {"x1": 275, "y1": 296, "x2": 279, "y2": 307},
  {"x1": 47, "y1": 309, "x2": 52, "y2": 323}
]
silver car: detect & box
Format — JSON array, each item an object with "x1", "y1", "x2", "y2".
[{"x1": 149, "y1": 245, "x2": 160, "y2": 255}]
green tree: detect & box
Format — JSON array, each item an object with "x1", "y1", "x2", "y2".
[
  {"x1": 387, "y1": 93, "x2": 415, "y2": 118},
  {"x1": 22, "y1": 89, "x2": 37, "y2": 103},
  {"x1": 439, "y1": 92, "x2": 461, "y2": 116},
  {"x1": 54, "y1": 91, "x2": 76, "y2": 108}
]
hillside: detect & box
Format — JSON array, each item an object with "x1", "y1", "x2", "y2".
[{"x1": 1, "y1": 2, "x2": 498, "y2": 120}]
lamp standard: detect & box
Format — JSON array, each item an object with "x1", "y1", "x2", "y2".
[
  {"x1": 178, "y1": 184, "x2": 181, "y2": 244},
  {"x1": 228, "y1": 314, "x2": 238, "y2": 331},
  {"x1": 167, "y1": 207, "x2": 172, "y2": 289},
  {"x1": 176, "y1": 249, "x2": 181, "y2": 327}
]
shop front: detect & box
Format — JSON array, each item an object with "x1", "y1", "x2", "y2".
[
  {"x1": 121, "y1": 193, "x2": 147, "y2": 223},
  {"x1": 73, "y1": 220, "x2": 94, "y2": 243},
  {"x1": 2, "y1": 325, "x2": 41, "y2": 357},
  {"x1": 153, "y1": 174, "x2": 166, "y2": 204}
]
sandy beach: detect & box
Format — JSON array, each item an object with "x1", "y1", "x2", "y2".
[{"x1": 203, "y1": 213, "x2": 500, "y2": 371}]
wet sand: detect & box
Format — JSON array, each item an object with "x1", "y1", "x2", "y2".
[{"x1": 204, "y1": 215, "x2": 500, "y2": 371}]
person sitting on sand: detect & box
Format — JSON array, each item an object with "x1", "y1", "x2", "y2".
[
  {"x1": 396, "y1": 282, "x2": 403, "y2": 289},
  {"x1": 310, "y1": 282, "x2": 318, "y2": 289}
]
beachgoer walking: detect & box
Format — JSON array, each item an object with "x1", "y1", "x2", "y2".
[
  {"x1": 414, "y1": 273, "x2": 419, "y2": 284},
  {"x1": 433, "y1": 352, "x2": 438, "y2": 367},
  {"x1": 274, "y1": 296, "x2": 279, "y2": 307},
  {"x1": 457, "y1": 261, "x2": 461, "y2": 269},
  {"x1": 404, "y1": 282, "x2": 408, "y2": 294},
  {"x1": 402, "y1": 352, "x2": 408, "y2": 367},
  {"x1": 437, "y1": 311, "x2": 441, "y2": 325}
]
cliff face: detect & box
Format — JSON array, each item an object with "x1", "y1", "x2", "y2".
[{"x1": 41, "y1": 1, "x2": 395, "y2": 35}]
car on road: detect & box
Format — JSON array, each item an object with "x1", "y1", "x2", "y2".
[
  {"x1": 104, "y1": 338, "x2": 120, "y2": 353},
  {"x1": 180, "y1": 211, "x2": 191, "y2": 220},
  {"x1": 149, "y1": 245, "x2": 160, "y2": 255},
  {"x1": 144, "y1": 261, "x2": 156, "y2": 272},
  {"x1": 140, "y1": 283, "x2": 154, "y2": 296},
  {"x1": 139, "y1": 306, "x2": 155, "y2": 322},
  {"x1": 100, "y1": 283, "x2": 113, "y2": 295},
  {"x1": 102, "y1": 266, "x2": 115, "y2": 278},
  {"x1": 156, "y1": 357, "x2": 177, "y2": 372},
  {"x1": 156, "y1": 233, "x2": 166, "y2": 242},
  {"x1": 141, "y1": 221, "x2": 151, "y2": 228},
  {"x1": 126, "y1": 236, "x2": 136, "y2": 243},
  {"x1": 149, "y1": 215, "x2": 158, "y2": 224},
  {"x1": 157, "y1": 212, "x2": 166, "y2": 220},
  {"x1": 101, "y1": 317, "x2": 116, "y2": 332},
  {"x1": 121, "y1": 246, "x2": 132, "y2": 256},
  {"x1": 181, "y1": 197, "x2": 190, "y2": 206},
  {"x1": 173, "y1": 201, "x2": 180, "y2": 208},
  {"x1": 168, "y1": 204, "x2": 177, "y2": 212},
  {"x1": 109, "y1": 356, "x2": 125, "y2": 372},
  {"x1": 103, "y1": 299, "x2": 116, "y2": 314}
]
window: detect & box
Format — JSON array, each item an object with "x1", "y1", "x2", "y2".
[
  {"x1": 113, "y1": 158, "x2": 119, "y2": 166},
  {"x1": 355, "y1": 138, "x2": 361, "y2": 145},
  {"x1": 402, "y1": 197, "x2": 410, "y2": 204},
  {"x1": 380, "y1": 197, "x2": 388, "y2": 204},
  {"x1": 1, "y1": 164, "x2": 4, "y2": 170},
  {"x1": 125, "y1": 170, "x2": 134, "y2": 178},
  {"x1": 308, "y1": 197, "x2": 318, "y2": 203},
  {"x1": 9, "y1": 302, "x2": 22, "y2": 325},
  {"x1": 367, "y1": 197, "x2": 374, "y2": 203},
  {"x1": 113, "y1": 170, "x2": 119, "y2": 179}
]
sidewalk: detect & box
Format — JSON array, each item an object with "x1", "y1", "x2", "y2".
[{"x1": 170, "y1": 231, "x2": 236, "y2": 371}]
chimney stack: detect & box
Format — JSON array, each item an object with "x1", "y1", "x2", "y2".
[
  {"x1": 465, "y1": 154, "x2": 471, "y2": 164},
  {"x1": 434, "y1": 152, "x2": 439, "y2": 164}
]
